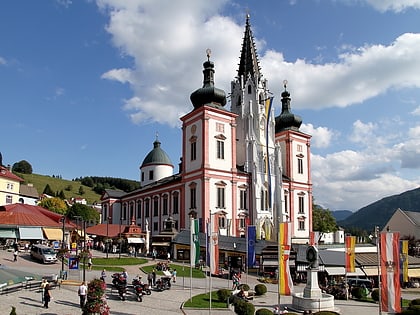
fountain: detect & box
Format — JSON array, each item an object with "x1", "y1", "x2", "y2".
[{"x1": 292, "y1": 246, "x2": 335, "y2": 312}]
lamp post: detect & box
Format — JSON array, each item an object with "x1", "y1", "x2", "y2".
[
  {"x1": 83, "y1": 220, "x2": 86, "y2": 282},
  {"x1": 61, "y1": 216, "x2": 65, "y2": 277},
  {"x1": 106, "y1": 217, "x2": 110, "y2": 259},
  {"x1": 119, "y1": 216, "x2": 124, "y2": 259}
]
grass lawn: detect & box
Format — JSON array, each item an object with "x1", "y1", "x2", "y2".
[
  {"x1": 79, "y1": 257, "x2": 148, "y2": 273},
  {"x1": 141, "y1": 263, "x2": 206, "y2": 278},
  {"x1": 183, "y1": 291, "x2": 227, "y2": 308}
]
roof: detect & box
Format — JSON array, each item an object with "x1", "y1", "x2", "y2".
[
  {"x1": 86, "y1": 223, "x2": 129, "y2": 238},
  {"x1": 402, "y1": 210, "x2": 420, "y2": 226},
  {"x1": 0, "y1": 166, "x2": 23, "y2": 182},
  {"x1": 19, "y1": 184, "x2": 39, "y2": 198},
  {"x1": 237, "y1": 15, "x2": 261, "y2": 80},
  {"x1": 141, "y1": 140, "x2": 173, "y2": 167},
  {"x1": 173, "y1": 229, "x2": 275, "y2": 255},
  {"x1": 0, "y1": 203, "x2": 73, "y2": 228}
]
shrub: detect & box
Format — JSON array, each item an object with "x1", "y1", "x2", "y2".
[
  {"x1": 217, "y1": 288, "x2": 231, "y2": 302},
  {"x1": 255, "y1": 308, "x2": 273, "y2": 315},
  {"x1": 410, "y1": 298, "x2": 420, "y2": 306},
  {"x1": 239, "y1": 283, "x2": 250, "y2": 291},
  {"x1": 371, "y1": 288, "x2": 379, "y2": 301},
  {"x1": 234, "y1": 300, "x2": 255, "y2": 315},
  {"x1": 255, "y1": 284, "x2": 267, "y2": 296},
  {"x1": 351, "y1": 286, "x2": 366, "y2": 299}
]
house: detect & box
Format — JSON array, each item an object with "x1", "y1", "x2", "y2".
[
  {"x1": 0, "y1": 165, "x2": 24, "y2": 206},
  {"x1": 383, "y1": 208, "x2": 420, "y2": 239}
]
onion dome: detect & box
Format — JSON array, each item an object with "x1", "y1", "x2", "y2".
[
  {"x1": 190, "y1": 49, "x2": 226, "y2": 109},
  {"x1": 141, "y1": 139, "x2": 173, "y2": 168},
  {"x1": 275, "y1": 81, "x2": 302, "y2": 132}
]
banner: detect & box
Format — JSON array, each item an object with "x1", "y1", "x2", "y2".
[
  {"x1": 265, "y1": 96, "x2": 274, "y2": 212},
  {"x1": 309, "y1": 231, "x2": 316, "y2": 246},
  {"x1": 247, "y1": 226, "x2": 256, "y2": 267},
  {"x1": 278, "y1": 222, "x2": 293, "y2": 295},
  {"x1": 190, "y1": 218, "x2": 200, "y2": 267},
  {"x1": 400, "y1": 240, "x2": 409, "y2": 283},
  {"x1": 380, "y1": 232, "x2": 401, "y2": 313},
  {"x1": 209, "y1": 215, "x2": 219, "y2": 275},
  {"x1": 345, "y1": 236, "x2": 356, "y2": 273}
]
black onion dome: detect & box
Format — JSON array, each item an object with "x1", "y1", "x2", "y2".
[
  {"x1": 141, "y1": 139, "x2": 173, "y2": 167},
  {"x1": 190, "y1": 51, "x2": 226, "y2": 109},
  {"x1": 275, "y1": 88, "x2": 302, "y2": 133}
]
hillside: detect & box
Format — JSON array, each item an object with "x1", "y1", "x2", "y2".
[
  {"x1": 331, "y1": 210, "x2": 353, "y2": 221},
  {"x1": 339, "y1": 187, "x2": 420, "y2": 232},
  {"x1": 17, "y1": 173, "x2": 102, "y2": 204}
]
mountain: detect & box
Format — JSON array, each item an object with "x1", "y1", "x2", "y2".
[
  {"x1": 331, "y1": 210, "x2": 353, "y2": 222},
  {"x1": 339, "y1": 187, "x2": 420, "y2": 232}
]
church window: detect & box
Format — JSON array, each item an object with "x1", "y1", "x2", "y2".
[
  {"x1": 163, "y1": 195, "x2": 168, "y2": 215},
  {"x1": 153, "y1": 222, "x2": 158, "y2": 231},
  {"x1": 137, "y1": 200, "x2": 141, "y2": 219},
  {"x1": 103, "y1": 204, "x2": 108, "y2": 220},
  {"x1": 217, "y1": 140, "x2": 225, "y2": 159},
  {"x1": 217, "y1": 187, "x2": 225, "y2": 208},
  {"x1": 191, "y1": 141, "x2": 196, "y2": 161},
  {"x1": 248, "y1": 85, "x2": 252, "y2": 94},
  {"x1": 218, "y1": 216, "x2": 226, "y2": 229},
  {"x1": 297, "y1": 158, "x2": 303, "y2": 174},
  {"x1": 129, "y1": 202, "x2": 134, "y2": 220},
  {"x1": 260, "y1": 189, "x2": 268, "y2": 211},
  {"x1": 298, "y1": 219, "x2": 305, "y2": 231},
  {"x1": 122, "y1": 204, "x2": 127, "y2": 221},
  {"x1": 297, "y1": 144, "x2": 303, "y2": 152},
  {"x1": 239, "y1": 189, "x2": 247, "y2": 210},
  {"x1": 145, "y1": 199, "x2": 150, "y2": 217},
  {"x1": 190, "y1": 187, "x2": 196, "y2": 209},
  {"x1": 239, "y1": 217, "x2": 246, "y2": 229},
  {"x1": 284, "y1": 194, "x2": 288, "y2": 213},
  {"x1": 298, "y1": 196, "x2": 305, "y2": 214},
  {"x1": 172, "y1": 192, "x2": 179, "y2": 214},
  {"x1": 141, "y1": 172, "x2": 145, "y2": 182},
  {"x1": 149, "y1": 170, "x2": 154, "y2": 180},
  {"x1": 216, "y1": 123, "x2": 225, "y2": 133},
  {"x1": 153, "y1": 197, "x2": 159, "y2": 217}
]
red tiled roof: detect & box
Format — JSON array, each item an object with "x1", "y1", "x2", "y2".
[
  {"x1": 0, "y1": 203, "x2": 74, "y2": 228},
  {"x1": 0, "y1": 166, "x2": 23, "y2": 182},
  {"x1": 86, "y1": 224, "x2": 129, "y2": 238}
]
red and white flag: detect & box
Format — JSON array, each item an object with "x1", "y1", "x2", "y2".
[
  {"x1": 209, "y1": 214, "x2": 219, "y2": 275},
  {"x1": 380, "y1": 232, "x2": 401, "y2": 313}
]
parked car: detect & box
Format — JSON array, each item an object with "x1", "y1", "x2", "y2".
[
  {"x1": 30, "y1": 244, "x2": 57, "y2": 264},
  {"x1": 346, "y1": 278, "x2": 373, "y2": 290}
]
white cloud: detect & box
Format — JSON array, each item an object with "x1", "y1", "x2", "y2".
[
  {"x1": 363, "y1": 0, "x2": 420, "y2": 12},
  {"x1": 301, "y1": 123, "x2": 334, "y2": 148},
  {"x1": 0, "y1": 56, "x2": 6, "y2": 65}
]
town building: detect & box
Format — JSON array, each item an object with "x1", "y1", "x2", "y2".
[{"x1": 100, "y1": 16, "x2": 312, "y2": 257}]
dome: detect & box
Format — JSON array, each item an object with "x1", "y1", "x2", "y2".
[
  {"x1": 141, "y1": 139, "x2": 173, "y2": 168},
  {"x1": 275, "y1": 89, "x2": 302, "y2": 133}
]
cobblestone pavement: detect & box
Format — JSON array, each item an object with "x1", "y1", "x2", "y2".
[{"x1": 1, "y1": 249, "x2": 419, "y2": 314}]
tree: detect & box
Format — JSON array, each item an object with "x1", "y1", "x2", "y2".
[
  {"x1": 57, "y1": 190, "x2": 66, "y2": 200},
  {"x1": 43, "y1": 184, "x2": 55, "y2": 196},
  {"x1": 12, "y1": 160, "x2": 33, "y2": 174},
  {"x1": 78, "y1": 186, "x2": 85, "y2": 195},
  {"x1": 312, "y1": 203, "x2": 338, "y2": 242},
  {"x1": 67, "y1": 203, "x2": 99, "y2": 223},
  {"x1": 38, "y1": 197, "x2": 68, "y2": 215}
]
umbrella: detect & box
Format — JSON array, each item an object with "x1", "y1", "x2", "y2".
[{"x1": 0, "y1": 265, "x2": 41, "y2": 286}]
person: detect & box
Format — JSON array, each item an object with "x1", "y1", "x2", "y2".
[
  {"x1": 13, "y1": 249, "x2": 18, "y2": 262},
  {"x1": 167, "y1": 251, "x2": 171, "y2": 262},
  {"x1": 43, "y1": 283, "x2": 51, "y2": 309},
  {"x1": 147, "y1": 272, "x2": 153, "y2": 287},
  {"x1": 237, "y1": 288, "x2": 246, "y2": 300},
  {"x1": 152, "y1": 269, "x2": 157, "y2": 286},
  {"x1": 122, "y1": 269, "x2": 128, "y2": 280},
  {"x1": 40, "y1": 278, "x2": 49, "y2": 304},
  {"x1": 100, "y1": 269, "x2": 107, "y2": 282},
  {"x1": 232, "y1": 273, "x2": 240, "y2": 290},
  {"x1": 78, "y1": 281, "x2": 88, "y2": 309},
  {"x1": 172, "y1": 269, "x2": 177, "y2": 283},
  {"x1": 87, "y1": 257, "x2": 92, "y2": 271}
]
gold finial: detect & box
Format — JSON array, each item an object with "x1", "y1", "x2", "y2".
[
  {"x1": 283, "y1": 80, "x2": 288, "y2": 91},
  {"x1": 206, "y1": 48, "x2": 211, "y2": 61}
]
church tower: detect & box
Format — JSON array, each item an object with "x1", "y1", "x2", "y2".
[{"x1": 231, "y1": 15, "x2": 279, "y2": 239}]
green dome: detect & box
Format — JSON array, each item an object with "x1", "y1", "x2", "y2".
[{"x1": 141, "y1": 140, "x2": 173, "y2": 167}]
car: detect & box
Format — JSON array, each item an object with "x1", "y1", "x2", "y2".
[
  {"x1": 346, "y1": 278, "x2": 373, "y2": 290},
  {"x1": 30, "y1": 244, "x2": 58, "y2": 264}
]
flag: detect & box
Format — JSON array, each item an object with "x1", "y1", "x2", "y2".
[
  {"x1": 209, "y1": 215, "x2": 219, "y2": 275},
  {"x1": 380, "y1": 232, "x2": 401, "y2": 313},
  {"x1": 400, "y1": 240, "x2": 409, "y2": 283},
  {"x1": 309, "y1": 231, "x2": 316, "y2": 246},
  {"x1": 278, "y1": 222, "x2": 293, "y2": 295},
  {"x1": 247, "y1": 226, "x2": 256, "y2": 267},
  {"x1": 345, "y1": 236, "x2": 356, "y2": 273},
  {"x1": 190, "y1": 218, "x2": 200, "y2": 267},
  {"x1": 265, "y1": 97, "x2": 274, "y2": 212}
]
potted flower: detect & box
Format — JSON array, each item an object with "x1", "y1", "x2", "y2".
[{"x1": 83, "y1": 278, "x2": 110, "y2": 315}]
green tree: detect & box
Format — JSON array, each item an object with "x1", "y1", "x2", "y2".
[
  {"x1": 67, "y1": 203, "x2": 99, "y2": 223},
  {"x1": 12, "y1": 160, "x2": 33, "y2": 174},
  {"x1": 38, "y1": 197, "x2": 68, "y2": 214},
  {"x1": 78, "y1": 186, "x2": 85, "y2": 195},
  {"x1": 43, "y1": 184, "x2": 55, "y2": 196},
  {"x1": 57, "y1": 190, "x2": 66, "y2": 200},
  {"x1": 312, "y1": 203, "x2": 338, "y2": 242}
]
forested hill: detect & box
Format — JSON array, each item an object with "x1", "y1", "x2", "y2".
[
  {"x1": 17, "y1": 173, "x2": 141, "y2": 205},
  {"x1": 339, "y1": 187, "x2": 420, "y2": 232}
]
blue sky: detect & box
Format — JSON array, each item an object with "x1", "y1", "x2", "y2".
[{"x1": 1, "y1": 0, "x2": 420, "y2": 212}]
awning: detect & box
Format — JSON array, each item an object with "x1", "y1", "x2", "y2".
[
  {"x1": 408, "y1": 268, "x2": 420, "y2": 278},
  {"x1": 0, "y1": 228, "x2": 17, "y2": 238},
  {"x1": 18, "y1": 227, "x2": 43, "y2": 240},
  {"x1": 43, "y1": 228, "x2": 63, "y2": 240},
  {"x1": 263, "y1": 260, "x2": 278, "y2": 266},
  {"x1": 325, "y1": 266, "x2": 365, "y2": 276},
  {"x1": 361, "y1": 267, "x2": 378, "y2": 276},
  {"x1": 151, "y1": 242, "x2": 170, "y2": 247},
  {"x1": 127, "y1": 237, "x2": 145, "y2": 244}
]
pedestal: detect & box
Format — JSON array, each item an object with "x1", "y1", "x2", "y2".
[{"x1": 303, "y1": 268, "x2": 322, "y2": 298}]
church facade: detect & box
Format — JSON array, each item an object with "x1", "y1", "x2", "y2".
[{"x1": 101, "y1": 16, "x2": 312, "y2": 246}]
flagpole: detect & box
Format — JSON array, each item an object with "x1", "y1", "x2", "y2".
[
  {"x1": 209, "y1": 212, "x2": 213, "y2": 314},
  {"x1": 277, "y1": 217, "x2": 281, "y2": 311},
  {"x1": 190, "y1": 216, "x2": 193, "y2": 302},
  {"x1": 376, "y1": 226, "x2": 381, "y2": 315},
  {"x1": 246, "y1": 222, "x2": 249, "y2": 285}
]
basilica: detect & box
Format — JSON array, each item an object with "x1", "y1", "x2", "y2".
[{"x1": 101, "y1": 16, "x2": 312, "y2": 247}]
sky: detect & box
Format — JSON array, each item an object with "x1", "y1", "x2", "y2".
[{"x1": 1, "y1": 0, "x2": 420, "y2": 212}]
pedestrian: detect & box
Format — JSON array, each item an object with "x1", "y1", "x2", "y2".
[
  {"x1": 43, "y1": 283, "x2": 51, "y2": 309},
  {"x1": 100, "y1": 269, "x2": 107, "y2": 282},
  {"x1": 172, "y1": 269, "x2": 177, "y2": 283},
  {"x1": 40, "y1": 278, "x2": 48, "y2": 304},
  {"x1": 122, "y1": 269, "x2": 128, "y2": 280},
  {"x1": 167, "y1": 251, "x2": 171, "y2": 262},
  {"x1": 13, "y1": 249, "x2": 18, "y2": 262},
  {"x1": 152, "y1": 269, "x2": 156, "y2": 286},
  {"x1": 87, "y1": 257, "x2": 92, "y2": 270},
  {"x1": 78, "y1": 281, "x2": 88, "y2": 309},
  {"x1": 147, "y1": 272, "x2": 153, "y2": 287}
]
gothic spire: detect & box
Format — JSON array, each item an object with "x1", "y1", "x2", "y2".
[{"x1": 237, "y1": 14, "x2": 261, "y2": 80}]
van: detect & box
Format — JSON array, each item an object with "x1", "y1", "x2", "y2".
[
  {"x1": 346, "y1": 278, "x2": 373, "y2": 290},
  {"x1": 30, "y1": 244, "x2": 57, "y2": 264}
]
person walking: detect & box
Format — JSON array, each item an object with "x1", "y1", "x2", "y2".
[
  {"x1": 172, "y1": 269, "x2": 177, "y2": 283},
  {"x1": 78, "y1": 281, "x2": 88, "y2": 309},
  {"x1": 147, "y1": 272, "x2": 153, "y2": 287},
  {"x1": 100, "y1": 269, "x2": 107, "y2": 282},
  {"x1": 87, "y1": 257, "x2": 93, "y2": 271},
  {"x1": 13, "y1": 249, "x2": 18, "y2": 262},
  {"x1": 43, "y1": 284, "x2": 51, "y2": 309},
  {"x1": 40, "y1": 278, "x2": 49, "y2": 304},
  {"x1": 152, "y1": 269, "x2": 156, "y2": 286}
]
